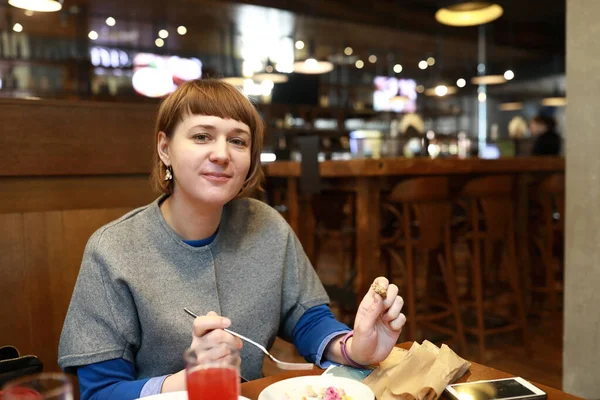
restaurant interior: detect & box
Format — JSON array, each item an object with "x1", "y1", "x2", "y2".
[{"x1": 1, "y1": 0, "x2": 598, "y2": 399}]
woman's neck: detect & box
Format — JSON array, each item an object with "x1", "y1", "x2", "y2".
[{"x1": 160, "y1": 192, "x2": 222, "y2": 241}]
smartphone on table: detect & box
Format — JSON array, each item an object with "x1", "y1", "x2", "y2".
[{"x1": 445, "y1": 377, "x2": 547, "y2": 400}]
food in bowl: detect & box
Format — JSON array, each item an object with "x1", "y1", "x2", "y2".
[{"x1": 283, "y1": 384, "x2": 353, "y2": 400}]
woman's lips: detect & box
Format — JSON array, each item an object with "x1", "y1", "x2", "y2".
[{"x1": 201, "y1": 172, "x2": 232, "y2": 182}]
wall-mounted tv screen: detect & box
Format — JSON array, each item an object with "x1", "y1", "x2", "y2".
[
  {"x1": 373, "y1": 77, "x2": 417, "y2": 113},
  {"x1": 132, "y1": 53, "x2": 202, "y2": 98}
]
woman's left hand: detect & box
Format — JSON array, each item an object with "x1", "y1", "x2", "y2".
[{"x1": 349, "y1": 277, "x2": 406, "y2": 366}]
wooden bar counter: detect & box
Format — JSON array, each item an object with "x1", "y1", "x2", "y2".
[{"x1": 263, "y1": 157, "x2": 565, "y2": 296}]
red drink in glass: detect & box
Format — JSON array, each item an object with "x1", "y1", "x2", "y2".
[{"x1": 186, "y1": 366, "x2": 238, "y2": 400}]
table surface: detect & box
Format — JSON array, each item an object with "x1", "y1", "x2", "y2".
[{"x1": 241, "y1": 343, "x2": 580, "y2": 400}]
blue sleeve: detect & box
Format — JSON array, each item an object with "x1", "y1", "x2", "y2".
[
  {"x1": 140, "y1": 376, "x2": 170, "y2": 397},
  {"x1": 292, "y1": 304, "x2": 351, "y2": 368},
  {"x1": 77, "y1": 358, "x2": 150, "y2": 400}
]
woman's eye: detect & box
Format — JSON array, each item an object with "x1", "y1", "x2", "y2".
[
  {"x1": 192, "y1": 133, "x2": 210, "y2": 142},
  {"x1": 230, "y1": 138, "x2": 247, "y2": 147}
]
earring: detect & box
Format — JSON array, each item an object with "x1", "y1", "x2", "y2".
[{"x1": 164, "y1": 165, "x2": 173, "y2": 181}]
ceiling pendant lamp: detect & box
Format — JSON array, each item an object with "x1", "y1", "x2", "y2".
[
  {"x1": 498, "y1": 102, "x2": 524, "y2": 111},
  {"x1": 424, "y1": 85, "x2": 458, "y2": 97},
  {"x1": 220, "y1": 77, "x2": 248, "y2": 87},
  {"x1": 386, "y1": 55, "x2": 409, "y2": 104},
  {"x1": 391, "y1": 93, "x2": 410, "y2": 104},
  {"x1": 435, "y1": 2, "x2": 503, "y2": 27},
  {"x1": 471, "y1": 74, "x2": 506, "y2": 85},
  {"x1": 542, "y1": 97, "x2": 567, "y2": 107},
  {"x1": 293, "y1": 40, "x2": 334, "y2": 75},
  {"x1": 253, "y1": 58, "x2": 289, "y2": 83},
  {"x1": 8, "y1": 0, "x2": 63, "y2": 12},
  {"x1": 220, "y1": 27, "x2": 248, "y2": 88},
  {"x1": 542, "y1": 79, "x2": 567, "y2": 107}
]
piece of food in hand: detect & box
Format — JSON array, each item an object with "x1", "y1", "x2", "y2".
[{"x1": 371, "y1": 282, "x2": 387, "y2": 297}]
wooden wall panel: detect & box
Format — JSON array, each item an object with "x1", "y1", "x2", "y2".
[
  {"x1": 23, "y1": 212, "x2": 65, "y2": 371},
  {"x1": 0, "y1": 214, "x2": 29, "y2": 358},
  {"x1": 1, "y1": 207, "x2": 136, "y2": 372},
  {"x1": 0, "y1": 98, "x2": 156, "y2": 176},
  {"x1": 0, "y1": 176, "x2": 157, "y2": 214}
]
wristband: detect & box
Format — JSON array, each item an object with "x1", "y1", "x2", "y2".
[{"x1": 339, "y1": 331, "x2": 367, "y2": 368}]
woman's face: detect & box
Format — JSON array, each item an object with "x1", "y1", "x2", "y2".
[
  {"x1": 530, "y1": 120, "x2": 548, "y2": 136},
  {"x1": 158, "y1": 114, "x2": 252, "y2": 207}
]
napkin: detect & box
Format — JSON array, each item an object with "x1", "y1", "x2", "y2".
[{"x1": 363, "y1": 341, "x2": 471, "y2": 400}]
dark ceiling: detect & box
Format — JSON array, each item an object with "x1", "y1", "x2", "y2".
[
  {"x1": 81, "y1": 0, "x2": 565, "y2": 75},
  {"x1": 238, "y1": 0, "x2": 565, "y2": 53}
]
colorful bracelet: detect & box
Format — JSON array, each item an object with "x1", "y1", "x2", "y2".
[{"x1": 339, "y1": 331, "x2": 367, "y2": 368}]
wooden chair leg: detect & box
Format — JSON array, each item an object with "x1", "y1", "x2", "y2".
[
  {"x1": 545, "y1": 213, "x2": 558, "y2": 311},
  {"x1": 438, "y1": 250, "x2": 467, "y2": 355},
  {"x1": 338, "y1": 234, "x2": 347, "y2": 287},
  {"x1": 402, "y1": 204, "x2": 417, "y2": 343},
  {"x1": 507, "y1": 220, "x2": 530, "y2": 352},
  {"x1": 471, "y1": 201, "x2": 486, "y2": 363},
  {"x1": 387, "y1": 247, "x2": 415, "y2": 341},
  {"x1": 444, "y1": 217, "x2": 467, "y2": 354}
]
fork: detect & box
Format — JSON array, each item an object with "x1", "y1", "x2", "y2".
[{"x1": 184, "y1": 308, "x2": 314, "y2": 370}]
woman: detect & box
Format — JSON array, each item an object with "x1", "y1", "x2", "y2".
[
  {"x1": 530, "y1": 114, "x2": 561, "y2": 156},
  {"x1": 58, "y1": 80, "x2": 406, "y2": 399}
]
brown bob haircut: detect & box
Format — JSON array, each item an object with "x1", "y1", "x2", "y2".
[{"x1": 150, "y1": 79, "x2": 264, "y2": 198}]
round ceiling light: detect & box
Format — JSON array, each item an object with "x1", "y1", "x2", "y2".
[
  {"x1": 8, "y1": 0, "x2": 62, "y2": 12},
  {"x1": 435, "y1": 2, "x2": 503, "y2": 27},
  {"x1": 220, "y1": 77, "x2": 247, "y2": 87},
  {"x1": 499, "y1": 102, "x2": 524, "y2": 111},
  {"x1": 425, "y1": 86, "x2": 458, "y2": 96},
  {"x1": 542, "y1": 97, "x2": 567, "y2": 107},
  {"x1": 471, "y1": 75, "x2": 506, "y2": 85},
  {"x1": 253, "y1": 72, "x2": 288, "y2": 83},
  {"x1": 293, "y1": 58, "x2": 334, "y2": 74},
  {"x1": 254, "y1": 60, "x2": 289, "y2": 84}
]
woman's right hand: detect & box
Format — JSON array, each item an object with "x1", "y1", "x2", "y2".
[
  {"x1": 190, "y1": 311, "x2": 243, "y2": 367},
  {"x1": 162, "y1": 311, "x2": 242, "y2": 393}
]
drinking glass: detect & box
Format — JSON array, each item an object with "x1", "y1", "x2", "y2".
[
  {"x1": 2, "y1": 373, "x2": 73, "y2": 400},
  {"x1": 185, "y1": 347, "x2": 240, "y2": 400}
]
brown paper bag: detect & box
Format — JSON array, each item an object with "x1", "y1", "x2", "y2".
[{"x1": 364, "y1": 341, "x2": 471, "y2": 400}]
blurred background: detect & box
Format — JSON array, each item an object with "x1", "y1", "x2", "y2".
[{"x1": 0, "y1": 0, "x2": 566, "y2": 159}]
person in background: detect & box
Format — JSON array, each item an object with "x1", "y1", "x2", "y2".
[
  {"x1": 530, "y1": 114, "x2": 561, "y2": 156},
  {"x1": 58, "y1": 79, "x2": 406, "y2": 400}
]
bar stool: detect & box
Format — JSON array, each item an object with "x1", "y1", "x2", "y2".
[
  {"x1": 311, "y1": 191, "x2": 357, "y2": 325},
  {"x1": 458, "y1": 175, "x2": 528, "y2": 362},
  {"x1": 312, "y1": 192, "x2": 356, "y2": 286},
  {"x1": 381, "y1": 177, "x2": 466, "y2": 353},
  {"x1": 529, "y1": 173, "x2": 565, "y2": 312}
]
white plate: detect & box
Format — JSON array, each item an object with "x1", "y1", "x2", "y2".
[
  {"x1": 139, "y1": 392, "x2": 249, "y2": 400},
  {"x1": 258, "y1": 375, "x2": 374, "y2": 400}
]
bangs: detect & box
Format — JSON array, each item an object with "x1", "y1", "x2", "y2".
[{"x1": 170, "y1": 81, "x2": 259, "y2": 135}]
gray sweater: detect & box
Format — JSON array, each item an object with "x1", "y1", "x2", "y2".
[{"x1": 58, "y1": 196, "x2": 329, "y2": 381}]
